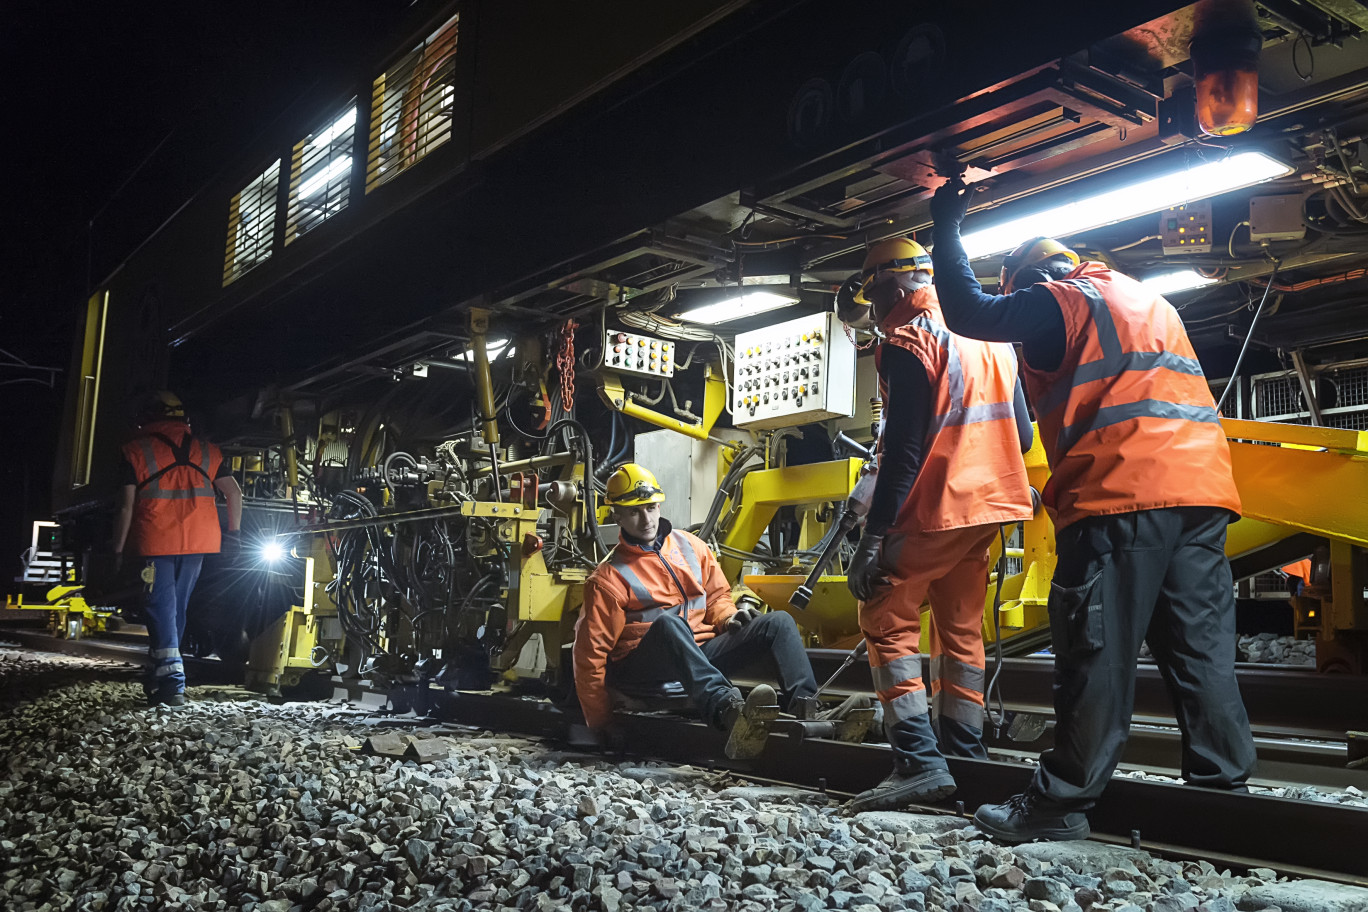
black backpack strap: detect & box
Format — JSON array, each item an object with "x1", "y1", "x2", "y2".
[{"x1": 135, "y1": 432, "x2": 215, "y2": 491}]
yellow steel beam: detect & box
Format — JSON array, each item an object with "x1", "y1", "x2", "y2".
[
  {"x1": 719, "y1": 458, "x2": 862, "y2": 581},
  {"x1": 597, "y1": 363, "x2": 726, "y2": 441},
  {"x1": 1227, "y1": 438, "x2": 1368, "y2": 550},
  {"x1": 469, "y1": 307, "x2": 500, "y2": 447}
]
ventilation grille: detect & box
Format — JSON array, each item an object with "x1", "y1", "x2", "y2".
[
  {"x1": 366, "y1": 13, "x2": 459, "y2": 193},
  {"x1": 223, "y1": 160, "x2": 281, "y2": 286},
  {"x1": 1251, "y1": 372, "x2": 1307, "y2": 420},
  {"x1": 287, "y1": 104, "x2": 356, "y2": 245}
]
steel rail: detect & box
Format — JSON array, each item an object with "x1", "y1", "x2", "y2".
[{"x1": 803, "y1": 650, "x2": 1368, "y2": 742}]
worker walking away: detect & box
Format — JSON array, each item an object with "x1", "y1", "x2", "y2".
[
  {"x1": 929, "y1": 179, "x2": 1256, "y2": 842},
  {"x1": 573, "y1": 463, "x2": 860, "y2": 759},
  {"x1": 112, "y1": 391, "x2": 243, "y2": 708},
  {"x1": 840, "y1": 239, "x2": 1034, "y2": 812}
]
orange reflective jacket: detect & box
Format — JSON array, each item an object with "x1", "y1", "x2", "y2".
[
  {"x1": 1022, "y1": 262, "x2": 1241, "y2": 528},
  {"x1": 876, "y1": 286, "x2": 1033, "y2": 533},
  {"x1": 573, "y1": 522, "x2": 737, "y2": 729},
  {"x1": 122, "y1": 420, "x2": 225, "y2": 556}
]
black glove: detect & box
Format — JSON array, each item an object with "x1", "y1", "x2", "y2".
[
  {"x1": 725, "y1": 606, "x2": 761, "y2": 632},
  {"x1": 847, "y1": 532, "x2": 887, "y2": 602},
  {"x1": 930, "y1": 178, "x2": 974, "y2": 228},
  {"x1": 221, "y1": 529, "x2": 242, "y2": 555}
]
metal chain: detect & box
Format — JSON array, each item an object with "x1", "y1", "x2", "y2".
[
  {"x1": 842, "y1": 320, "x2": 878, "y2": 351},
  {"x1": 557, "y1": 319, "x2": 578, "y2": 409}
]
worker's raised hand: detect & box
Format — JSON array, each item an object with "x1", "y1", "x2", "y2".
[
  {"x1": 846, "y1": 532, "x2": 887, "y2": 602},
  {"x1": 726, "y1": 606, "x2": 761, "y2": 632},
  {"x1": 930, "y1": 178, "x2": 973, "y2": 228}
]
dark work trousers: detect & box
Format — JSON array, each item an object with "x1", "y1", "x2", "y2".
[
  {"x1": 608, "y1": 611, "x2": 819, "y2": 728},
  {"x1": 1033, "y1": 506, "x2": 1257, "y2": 808},
  {"x1": 143, "y1": 554, "x2": 205, "y2": 698}
]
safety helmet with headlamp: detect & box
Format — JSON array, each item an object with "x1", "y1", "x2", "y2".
[{"x1": 605, "y1": 463, "x2": 666, "y2": 507}]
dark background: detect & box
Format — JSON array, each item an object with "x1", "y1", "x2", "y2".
[{"x1": 1, "y1": 1, "x2": 415, "y2": 588}]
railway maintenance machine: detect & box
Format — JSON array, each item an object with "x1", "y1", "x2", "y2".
[{"x1": 18, "y1": 0, "x2": 1368, "y2": 693}]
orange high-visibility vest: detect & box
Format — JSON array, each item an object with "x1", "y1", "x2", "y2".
[
  {"x1": 122, "y1": 420, "x2": 225, "y2": 556},
  {"x1": 876, "y1": 286, "x2": 1033, "y2": 533},
  {"x1": 1022, "y1": 262, "x2": 1241, "y2": 529}
]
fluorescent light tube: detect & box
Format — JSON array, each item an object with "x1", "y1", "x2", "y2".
[
  {"x1": 459, "y1": 339, "x2": 512, "y2": 362},
  {"x1": 298, "y1": 156, "x2": 353, "y2": 199},
  {"x1": 310, "y1": 107, "x2": 357, "y2": 148},
  {"x1": 959, "y1": 150, "x2": 1290, "y2": 259},
  {"x1": 676, "y1": 290, "x2": 800, "y2": 325},
  {"x1": 1140, "y1": 269, "x2": 1219, "y2": 296}
]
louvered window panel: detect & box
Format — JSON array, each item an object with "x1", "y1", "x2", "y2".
[
  {"x1": 223, "y1": 160, "x2": 281, "y2": 286},
  {"x1": 366, "y1": 13, "x2": 459, "y2": 193},
  {"x1": 287, "y1": 104, "x2": 357, "y2": 244}
]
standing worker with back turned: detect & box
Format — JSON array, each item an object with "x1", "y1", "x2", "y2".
[
  {"x1": 838, "y1": 239, "x2": 1034, "y2": 812},
  {"x1": 928, "y1": 179, "x2": 1256, "y2": 842},
  {"x1": 573, "y1": 464, "x2": 863, "y2": 758},
  {"x1": 112, "y1": 391, "x2": 243, "y2": 708}
]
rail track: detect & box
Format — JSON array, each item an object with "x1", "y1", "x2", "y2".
[{"x1": 5, "y1": 630, "x2": 1367, "y2": 882}]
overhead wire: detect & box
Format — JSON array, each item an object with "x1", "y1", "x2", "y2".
[{"x1": 1216, "y1": 259, "x2": 1282, "y2": 414}]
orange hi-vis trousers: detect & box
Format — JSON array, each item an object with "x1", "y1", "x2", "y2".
[{"x1": 858, "y1": 522, "x2": 999, "y2": 736}]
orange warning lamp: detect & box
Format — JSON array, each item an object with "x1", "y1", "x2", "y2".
[{"x1": 1190, "y1": 2, "x2": 1262, "y2": 137}]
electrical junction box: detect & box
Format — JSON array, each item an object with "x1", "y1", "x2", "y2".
[
  {"x1": 605, "y1": 330, "x2": 675, "y2": 377},
  {"x1": 732, "y1": 311, "x2": 856, "y2": 430},
  {"x1": 1160, "y1": 201, "x2": 1213, "y2": 254},
  {"x1": 1249, "y1": 194, "x2": 1307, "y2": 242}
]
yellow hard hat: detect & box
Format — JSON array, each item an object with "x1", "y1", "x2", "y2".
[
  {"x1": 138, "y1": 390, "x2": 186, "y2": 423},
  {"x1": 855, "y1": 237, "x2": 932, "y2": 302},
  {"x1": 998, "y1": 237, "x2": 1080, "y2": 293},
  {"x1": 605, "y1": 463, "x2": 666, "y2": 507}
]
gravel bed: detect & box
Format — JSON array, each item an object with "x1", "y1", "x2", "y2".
[
  {"x1": 3, "y1": 648, "x2": 1367, "y2": 912},
  {"x1": 1135, "y1": 635, "x2": 1315, "y2": 668}
]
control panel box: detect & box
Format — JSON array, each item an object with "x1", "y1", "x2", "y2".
[
  {"x1": 1249, "y1": 194, "x2": 1307, "y2": 242},
  {"x1": 1160, "y1": 201, "x2": 1213, "y2": 254},
  {"x1": 605, "y1": 330, "x2": 675, "y2": 377},
  {"x1": 733, "y1": 311, "x2": 856, "y2": 430}
]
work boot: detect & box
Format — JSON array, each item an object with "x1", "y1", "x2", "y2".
[
  {"x1": 973, "y1": 789, "x2": 1090, "y2": 843},
  {"x1": 850, "y1": 767, "x2": 956, "y2": 813},
  {"x1": 149, "y1": 692, "x2": 187, "y2": 709},
  {"x1": 724, "y1": 684, "x2": 779, "y2": 760},
  {"x1": 814, "y1": 693, "x2": 873, "y2": 722}
]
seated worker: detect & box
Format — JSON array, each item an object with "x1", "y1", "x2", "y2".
[
  {"x1": 837, "y1": 239, "x2": 1034, "y2": 811},
  {"x1": 573, "y1": 463, "x2": 857, "y2": 758}
]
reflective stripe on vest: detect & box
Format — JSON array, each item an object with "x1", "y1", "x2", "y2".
[
  {"x1": 1044, "y1": 278, "x2": 1217, "y2": 457},
  {"x1": 910, "y1": 315, "x2": 1018, "y2": 434},
  {"x1": 136, "y1": 436, "x2": 216, "y2": 501},
  {"x1": 613, "y1": 531, "x2": 706, "y2": 623}
]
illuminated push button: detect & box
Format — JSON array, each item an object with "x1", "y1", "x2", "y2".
[
  {"x1": 638, "y1": 339, "x2": 646, "y2": 347},
  {"x1": 650, "y1": 341, "x2": 659, "y2": 350},
  {"x1": 616, "y1": 333, "x2": 627, "y2": 343},
  {"x1": 782, "y1": 389, "x2": 789, "y2": 400}
]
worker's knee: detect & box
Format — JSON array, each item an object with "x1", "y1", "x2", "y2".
[
  {"x1": 752, "y1": 609, "x2": 798, "y2": 641},
  {"x1": 649, "y1": 612, "x2": 692, "y2": 640}
]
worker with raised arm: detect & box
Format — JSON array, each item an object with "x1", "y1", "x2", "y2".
[
  {"x1": 838, "y1": 239, "x2": 1034, "y2": 812},
  {"x1": 573, "y1": 464, "x2": 859, "y2": 759},
  {"x1": 927, "y1": 178, "x2": 1256, "y2": 842},
  {"x1": 112, "y1": 391, "x2": 243, "y2": 708}
]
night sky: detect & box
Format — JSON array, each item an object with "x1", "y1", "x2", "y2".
[{"x1": 2, "y1": 1, "x2": 415, "y2": 583}]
